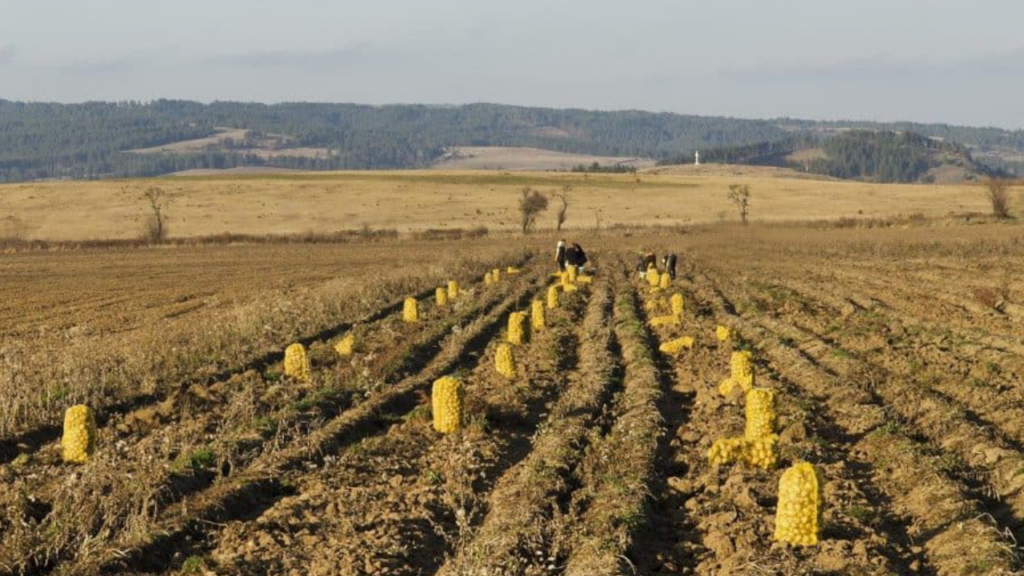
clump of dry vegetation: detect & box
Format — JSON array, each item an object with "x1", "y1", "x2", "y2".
[
  {"x1": 728, "y1": 183, "x2": 752, "y2": 224},
  {"x1": 985, "y1": 177, "x2": 1012, "y2": 219},
  {"x1": 518, "y1": 186, "x2": 549, "y2": 234}
]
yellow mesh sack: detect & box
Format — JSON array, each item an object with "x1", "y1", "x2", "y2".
[
  {"x1": 432, "y1": 376, "x2": 464, "y2": 434},
  {"x1": 708, "y1": 437, "x2": 747, "y2": 466},
  {"x1": 531, "y1": 299, "x2": 545, "y2": 332},
  {"x1": 646, "y1": 269, "x2": 661, "y2": 288},
  {"x1": 284, "y1": 343, "x2": 311, "y2": 383},
  {"x1": 403, "y1": 297, "x2": 419, "y2": 323},
  {"x1": 659, "y1": 336, "x2": 694, "y2": 355},
  {"x1": 744, "y1": 387, "x2": 776, "y2": 440},
  {"x1": 670, "y1": 293, "x2": 684, "y2": 316},
  {"x1": 730, "y1": 350, "x2": 754, "y2": 391},
  {"x1": 649, "y1": 315, "x2": 681, "y2": 328},
  {"x1": 547, "y1": 285, "x2": 559, "y2": 309},
  {"x1": 774, "y1": 462, "x2": 824, "y2": 546},
  {"x1": 334, "y1": 334, "x2": 355, "y2": 357},
  {"x1": 744, "y1": 434, "x2": 779, "y2": 470},
  {"x1": 507, "y1": 312, "x2": 528, "y2": 345},
  {"x1": 495, "y1": 343, "x2": 516, "y2": 378},
  {"x1": 62, "y1": 405, "x2": 97, "y2": 463}
]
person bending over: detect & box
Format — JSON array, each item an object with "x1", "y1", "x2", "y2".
[{"x1": 555, "y1": 239, "x2": 567, "y2": 272}]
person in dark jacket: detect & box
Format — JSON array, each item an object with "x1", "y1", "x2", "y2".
[
  {"x1": 662, "y1": 253, "x2": 678, "y2": 280},
  {"x1": 567, "y1": 242, "x2": 588, "y2": 272}
]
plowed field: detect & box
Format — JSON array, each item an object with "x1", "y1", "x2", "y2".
[{"x1": 4, "y1": 222, "x2": 1024, "y2": 576}]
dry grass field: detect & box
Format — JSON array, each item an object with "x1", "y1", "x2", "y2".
[
  {"x1": 5, "y1": 168, "x2": 1024, "y2": 575},
  {"x1": 1, "y1": 167, "x2": 1019, "y2": 242}
]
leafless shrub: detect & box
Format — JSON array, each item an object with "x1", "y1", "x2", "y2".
[
  {"x1": 518, "y1": 187, "x2": 548, "y2": 234},
  {"x1": 142, "y1": 187, "x2": 169, "y2": 243},
  {"x1": 554, "y1": 185, "x2": 571, "y2": 231},
  {"x1": 985, "y1": 178, "x2": 1011, "y2": 219},
  {"x1": 728, "y1": 184, "x2": 751, "y2": 225}
]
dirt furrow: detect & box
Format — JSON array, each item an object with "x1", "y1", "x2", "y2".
[
  {"x1": 696, "y1": 272, "x2": 1019, "y2": 575},
  {"x1": 144, "y1": 275, "x2": 593, "y2": 575},
  {"x1": 748, "y1": 271, "x2": 1024, "y2": 455},
  {"x1": 16, "y1": 271, "x2": 544, "y2": 576},
  {"x1": 557, "y1": 267, "x2": 665, "y2": 576},
  {"x1": 719, "y1": 271, "x2": 1024, "y2": 547},
  {"x1": 0, "y1": 253, "x2": 532, "y2": 461},
  {"x1": 758, "y1": 262, "x2": 1024, "y2": 359},
  {"x1": 434, "y1": 277, "x2": 618, "y2": 576},
  {"x1": 628, "y1": 272, "x2": 925, "y2": 575},
  {"x1": 0, "y1": 268, "x2": 533, "y2": 576}
]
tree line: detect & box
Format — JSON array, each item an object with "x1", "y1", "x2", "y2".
[
  {"x1": 3, "y1": 99, "x2": 1023, "y2": 183},
  {"x1": 0, "y1": 100, "x2": 794, "y2": 182},
  {"x1": 806, "y1": 130, "x2": 983, "y2": 183}
]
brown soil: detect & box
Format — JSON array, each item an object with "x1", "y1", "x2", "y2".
[{"x1": 5, "y1": 223, "x2": 1024, "y2": 575}]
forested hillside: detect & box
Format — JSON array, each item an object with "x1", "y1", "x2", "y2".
[
  {"x1": 661, "y1": 130, "x2": 996, "y2": 183},
  {"x1": 0, "y1": 101, "x2": 788, "y2": 182},
  {"x1": 805, "y1": 130, "x2": 987, "y2": 182},
  {"x1": 1, "y1": 99, "x2": 1022, "y2": 182}
]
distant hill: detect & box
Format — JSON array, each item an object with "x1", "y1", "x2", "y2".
[
  {"x1": 0, "y1": 100, "x2": 1021, "y2": 183},
  {"x1": 803, "y1": 130, "x2": 993, "y2": 183},
  {"x1": 660, "y1": 130, "x2": 997, "y2": 183}
]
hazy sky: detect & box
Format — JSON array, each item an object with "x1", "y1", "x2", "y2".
[{"x1": 2, "y1": 0, "x2": 1023, "y2": 128}]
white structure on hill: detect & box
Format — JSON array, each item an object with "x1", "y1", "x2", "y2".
[{"x1": 695, "y1": 151, "x2": 700, "y2": 166}]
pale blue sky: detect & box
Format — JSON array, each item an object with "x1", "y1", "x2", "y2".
[{"x1": 2, "y1": 0, "x2": 1022, "y2": 127}]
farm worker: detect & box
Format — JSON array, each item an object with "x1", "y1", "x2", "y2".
[
  {"x1": 556, "y1": 239, "x2": 568, "y2": 272},
  {"x1": 638, "y1": 252, "x2": 657, "y2": 278},
  {"x1": 567, "y1": 242, "x2": 589, "y2": 273},
  {"x1": 662, "y1": 253, "x2": 678, "y2": 280}
]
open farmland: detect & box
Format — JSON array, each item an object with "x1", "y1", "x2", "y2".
[
  {"x1": 3, "y1": 220, "x2": 1024, "y2": 575},
  {"x1": 431, "y1": 146, "x2": 656, "y2": 171},
  {"x1": 1, "y1": 168, "x2": 1020, "y2": 242}
]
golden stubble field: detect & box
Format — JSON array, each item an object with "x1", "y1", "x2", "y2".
[{"x1": 1, "y1": 165, "x2": 1018, "y2": 241}]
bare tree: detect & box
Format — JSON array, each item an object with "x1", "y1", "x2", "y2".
[
  {"x1": 518, "y1": 187, "x2": 549, "y2": 234},
  {"x1": 142, "y1": 187, "x2": 169, "y2": 242},
  {"x1": 554, "y1": 185, "x2": 571, "y2": 231},
  {"x1": 728, "y1": 184, "x2": 751, "y2": 225},
  {"x1": 985, "y1": 178, "x2": 1011, "y2": 219}
]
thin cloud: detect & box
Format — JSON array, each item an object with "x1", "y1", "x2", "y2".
[
  {"x1": 59, "y1": 56, "x2": 142, "y2": 75},
  {"x1": 0, "y1": 44, "x2": 16, "y2": 64},
  {"x1": 717, "y1": 47, "x2": 1024, "y2": 82},
  {"x1": 205, "y1": 46, "x2": 386, "y2": 70}
]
